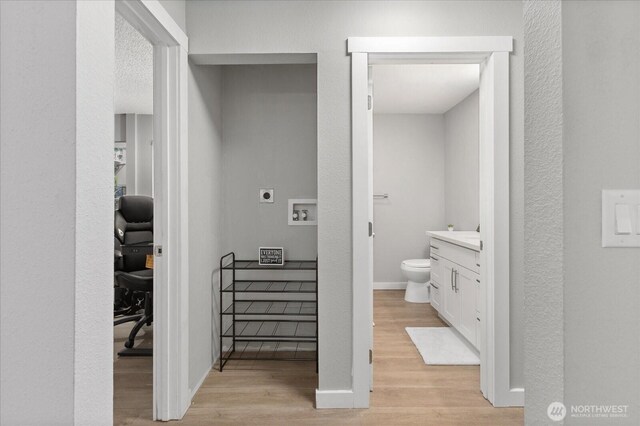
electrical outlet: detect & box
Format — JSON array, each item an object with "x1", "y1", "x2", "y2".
[{"x1": 260, "y1": 188, "x2": 274, "y2": 203}]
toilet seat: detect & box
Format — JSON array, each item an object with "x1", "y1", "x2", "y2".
[{"x1": 402, "y1": 259, "x2": 431, "y2": 269}]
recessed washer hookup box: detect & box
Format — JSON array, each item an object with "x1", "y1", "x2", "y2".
[{"x1": 258, "y1": 247, "x2": 284, "y2": 266}]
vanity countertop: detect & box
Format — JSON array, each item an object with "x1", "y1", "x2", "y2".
[{"x1": 427, "y1": 231, "x2": 481, "y2": 251}]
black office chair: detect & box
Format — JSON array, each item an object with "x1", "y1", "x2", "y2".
[{"x1": 113, "y1": 195, "x2": 154, "y2": 356}]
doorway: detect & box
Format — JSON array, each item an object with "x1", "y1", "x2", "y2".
[
  {"x1": 349, "y1": 37, "x2": 522, "y2": 408},
  {"x1": 113, "y1": 9, "x2": 155, "y2": 422},
  {"x1": 114, "y1": 1, "x2": 190, "y2": 420}
]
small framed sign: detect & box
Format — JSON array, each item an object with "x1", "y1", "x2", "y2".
[{"x1": 259, "y1": 247, "x2": 284, "y2": 266}]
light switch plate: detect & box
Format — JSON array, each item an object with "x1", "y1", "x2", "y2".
[
  {"x1": 602, "y1": 190, "x2": 640, "y2": 247},
  {"x1": 259, "y1": 188, "x2": 274, "y2": 203}
]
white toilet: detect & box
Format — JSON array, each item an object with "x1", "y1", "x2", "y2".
[{"x1": 401, "y1": 259, "x2": 431, "y2": 303}]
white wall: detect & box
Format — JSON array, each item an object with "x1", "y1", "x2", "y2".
[
  {"x1": 187, "y1": 62, "x2": 223, "y2": 392},
  {"x1": 373, "y1": 114, "x2": 445, "y2": 283},
  {"x1": 1, "y1": 1, "x2": 114, "y2": 424},
  {"x1": 522, "y1": 2, "x2": 564, "y2": 422},
  {"x1": 186, "y1": 0, "x2": 525, "y2": 392},
  {"x1": 444, "y1": 90, "x2": 479, "y2": 231},
  {"x1": 221, "y1": 64, "x2": 318, "y2": 260},
  {"x1": 562, "y1": 1, "x2": 640, "y2": 423}
]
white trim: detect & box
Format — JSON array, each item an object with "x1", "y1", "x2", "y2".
[
  {"x1": 351, "y1": 51, "x2": 371, "y2": 409},
  {"x1": 348, "y1": 36, "x2": 513, "y2": 54},
  {"x1": 373, "y1": 282, "x2": 407, "y2": 290},
  {"x1": 315, "y1": 390, "x2": 355, "y2": 409},
  {"x1": 115, "y1": 0, "x2": 190, "y2": 421},
  {"x1": 349, "y1": 37, "x2": 521, "y2": 409},
  {"x1": 509, "y1": 388, "x2": 525, "y2": 406},
  {"x1": 190, "y1": 53, "x2": 317, "y2": 65},
  {"x1": 118, "y1": 0, "x2": 188, "y2": 48},
  {"x1": 190, "y1": 361, "x2": 214, "y2": 400}
]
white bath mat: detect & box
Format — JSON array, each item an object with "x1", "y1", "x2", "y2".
[{"x1": 405, "y1": 327, "x2": 480, "y2": 365}]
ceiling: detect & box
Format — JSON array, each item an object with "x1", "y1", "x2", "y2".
[
  {"x1": 372, "y1": 64, "x2": 479, "y2": 114},
  {"x1": 115, "y1": 13, "x2": 153, "y2": 115}
]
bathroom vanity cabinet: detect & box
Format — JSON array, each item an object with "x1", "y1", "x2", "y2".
[{"x1": 428, "y1": 232, "x2": 481, "y2": 350}]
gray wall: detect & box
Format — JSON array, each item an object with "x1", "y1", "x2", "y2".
[
  {"x1": 373, "y1": 114, "x2": 445, "y2": 283},
  {"x1": 134, "y1": 114, "x2": 153, "y2": 196},
  {"x1": 115, "y1": 114, "x2": 126, "y2": 141},
  {"x1": 188, "y1": 62, "x2": 224, "y2": 391},
  {"x1": 1, "y1": 1, "x2": 114, "y2": 424},
  {"x1": 116, "y1": 114, "x2": 128, "y2": 188},
  {"x1": 562, "y1": 1, "x2": 640, "y2": 423},
  {"x1": 444, "y1": 90, "x2": 479, "y2": 231},
  {"x1": 222, "y1": 64, "x2": 318, "y2": 260},
  {"x1": 187, "y1": 0, "x2": 525, "y2": 391},
  {"x1": 117, "y1": 114, "x2": 153, "y2": 196}
]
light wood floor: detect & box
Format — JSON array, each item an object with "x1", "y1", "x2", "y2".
[
  {"x1": 114, "y1": 290, "x2": 523, "y2": 425},
  {"x1": 113, "y1": 320, "x2": 153, "y2": 424}
]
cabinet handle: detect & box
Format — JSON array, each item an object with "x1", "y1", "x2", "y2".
[
  {"x1": 455, "y1": 270, "x2": 459, "y2": 293},
  {"x1": 431, "y1": 245, "x2": 439, "y2": 250},
  {"x1": 451, "y1": 269, "x2": 454, "y2": 291},
  {"x1": 431, "y1": 282, "x2": 439, "y2": 289},
  {"x1": 476, "y1": 278, "x2": 480, "y2": 283},
  {"x1": 431, "y1": 256, "x2": 439, "y2": 261}
]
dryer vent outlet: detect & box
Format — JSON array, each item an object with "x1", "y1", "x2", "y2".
[{"x1": 260, "y1": 189, "x2": 274, "y2": 203}]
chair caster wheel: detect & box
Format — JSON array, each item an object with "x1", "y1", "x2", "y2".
[{"x1": 124, "y1": 340, "x2": 134, "y2": 349}]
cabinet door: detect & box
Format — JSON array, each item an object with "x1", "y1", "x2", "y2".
[
  {"x1": 442, "y1": 259, "x2": 460, "y2": 327},
  {"x1": 458, "y1": 268, "x2": 478, "y2": 347}
]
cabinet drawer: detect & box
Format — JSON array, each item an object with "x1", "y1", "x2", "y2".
[
  {"x1": 430, "y1": 282, "x2": 441, "y2": 312},
  {"x1": 433, "y1": 238, "x2": 479, "y2": 273},
  {"x1": 430, "y1": 255, "x2": 442, "y2": 284}
]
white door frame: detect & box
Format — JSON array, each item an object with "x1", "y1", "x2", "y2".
[
  {"x1": 349, "y1": 36, "x2": 523, "y2": 408},
  {"x1": 116, "y1": 1, "x2": 190, "y2": 420}
]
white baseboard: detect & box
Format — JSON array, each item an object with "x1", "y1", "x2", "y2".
[
  {"x1": 505, "y1": 387, "x2": 525, "y2": 407},
  {"x1": 315, "y1": 389, "x2": 355, "y2": 408},
  {"x1": 373, "y1": 281, "x2": 406, "y2": 290},
  {"x1": 190, "y1": 358, "x2": 216, "y2": 400}
]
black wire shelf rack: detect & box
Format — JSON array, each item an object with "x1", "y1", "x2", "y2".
[{"x1": 219, "y1": 252, "x2": 318, "y2": 372}]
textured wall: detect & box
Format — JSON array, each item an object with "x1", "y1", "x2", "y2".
[
  {"x1": 188, "y1": 63, "x2": 224, "y2": 392},
  {"x1": 523, "y1": 1, "x2": 564, "y2": 423},
  {"x1": 373, "y1": 114, "x2": 446, "y2": 283},
  {"x1": 187, "y1": 0, "x2": 525, "y2": 392},
  {"x1": 0, "y1": 1, "x2": 114, "y2": 424},
  {"x1": 562, "y1": 2, "x2": 640, "y2": 424},
  {"x1": 444, "y1": 90, "x2": 479, "y2": 232}
]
